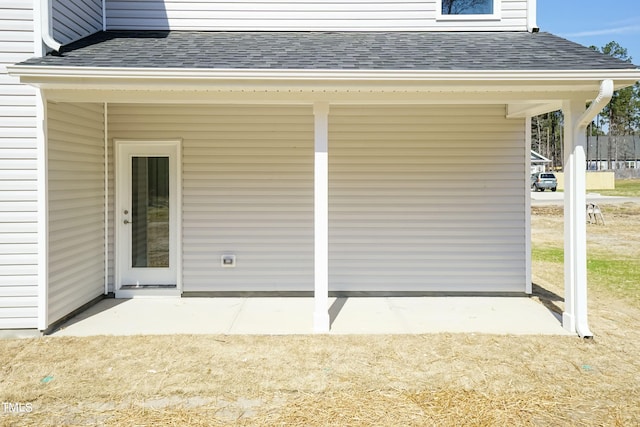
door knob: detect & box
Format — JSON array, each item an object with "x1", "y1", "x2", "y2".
[{"x1": 124, "y1": 219, "x2": 132, "y2": 224}]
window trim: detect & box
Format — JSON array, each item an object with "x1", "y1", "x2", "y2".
[{"x1": 436, "y1": 0, "x2": 501, "y2": 21}]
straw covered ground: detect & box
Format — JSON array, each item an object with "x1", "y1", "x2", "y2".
[{"x1": 1, "y1": 203, "x2": 639, "y2": 426}]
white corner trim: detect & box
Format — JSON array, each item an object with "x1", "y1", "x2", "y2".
[
  {"x1": 36, "y1": 90, "x2": 49, "y2": 331},
  {"x1": 175, "y1": 140, "x2": 183, "y2": 295},
  {"x1": 525, "y1": 116, "x2": 532, "y2": 295},
  {"x1": 33, "y1": 0, "x2": 44, "y2": 57},
  {"x1": 527, "y1": 0, "x2": 538, "y2": 32}
]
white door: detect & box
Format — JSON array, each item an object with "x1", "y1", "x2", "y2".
[{"x1": 116, "y1": 140, "x2": 181, "y2": 296}]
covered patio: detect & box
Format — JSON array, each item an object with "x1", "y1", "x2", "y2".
[
  {"x1": 8, "y1": 31, "x2": 640, "y2": 337},
  {"x1": 51, "y1": 293, "x2": 569, "y2": 336}
]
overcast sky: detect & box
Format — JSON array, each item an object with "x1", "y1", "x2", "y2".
[{"x1": 537, "y1": 0, "x2": 640, "y2": 65}]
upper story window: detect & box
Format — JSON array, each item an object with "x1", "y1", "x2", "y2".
[{"x1": 437, "y1": 0, "x2": 501, "y2": 20}]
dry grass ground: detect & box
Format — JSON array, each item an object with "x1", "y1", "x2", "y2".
[{"x1": 1, "y1": 203, "x2": 640, "y2": 426}]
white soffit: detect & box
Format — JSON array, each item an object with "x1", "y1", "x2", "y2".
[{"x1": 8, "y1": 66, "x2": 640, "y2": 105}]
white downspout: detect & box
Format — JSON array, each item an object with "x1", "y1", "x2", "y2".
[
  {"x1": 563, "y1": 79, "x2": 614, "y2": 338},
  {"x1": 577, "y1": 80, "x2": 614, "y2": 129},
  {"x1": 102, "y1": 0, "x2": 107, "y2": 31},
  {"x1": 575, "y1": 79, "x2": 614, "y2": 338},
  {"x1": 41, "y1": 0, "x2": 62, "y2": 52}
]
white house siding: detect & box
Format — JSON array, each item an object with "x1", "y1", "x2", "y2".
[
  {"x1": 52, "y1": 0, "x2": 103, "y2": 46},
  {"x1": 107, "y1": 104, "x2": 315, "y2": 292},
  {"x1": 106, "y1": 103, "x2": 525, "y2": 293},
  {"x1": 329, "y1": 105, "x2": 526, "y2": 292},
  {"x1": 0, "y1": 1, "x2": 38, "y2": 328},
  {"x1": 105, "y1": 0, "x2": 528, "y2": 31},
  {"x1": 47, "y1": 102, "x2": 105, "y2": 325}
]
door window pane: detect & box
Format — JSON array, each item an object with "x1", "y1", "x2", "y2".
[{"x1": 132, "y1": 156, "x2": 170, "y2": 268}]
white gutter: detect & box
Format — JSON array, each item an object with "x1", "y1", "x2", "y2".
[
  {"x1": 7, "y1": 66, "x2": 640, "y2": 83},
  {"x1": 572, "y1": 79, "x2": 613, "y2": 339},
  {"x1": 41, "y1": 0, "x2": 62, "y2": 52}
]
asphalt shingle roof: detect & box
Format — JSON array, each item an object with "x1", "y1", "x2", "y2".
[{"x1": 18, "y1": 31, "x2": 638, "y2": 71}]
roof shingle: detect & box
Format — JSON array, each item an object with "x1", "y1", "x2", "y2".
[{"x1": 18, "y1": 31, "x2": 639, "y2": 71}]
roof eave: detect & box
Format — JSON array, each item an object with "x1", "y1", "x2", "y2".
[
  {"x1": 8, "y1": 66, "x2": 639, "y2": 110},
  {"x1": 8, "y1": 65, "x2": 640, "y2": 87}
]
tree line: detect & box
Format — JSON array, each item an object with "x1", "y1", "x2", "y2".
[{"x1": 531, "y1": 42, "x2": 640, "y2": 171}]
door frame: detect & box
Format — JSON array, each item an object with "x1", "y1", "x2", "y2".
[{"x1": 114, "y1": 139, "x2": 182, "y2": 298}]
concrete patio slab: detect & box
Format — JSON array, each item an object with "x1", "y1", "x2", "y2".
[
  {"x1": 52, "y1": 296, "x2": 572, "y2": 336},
  {"x1": 228, "y1": 298, "x2": 314, "y2": 334}
]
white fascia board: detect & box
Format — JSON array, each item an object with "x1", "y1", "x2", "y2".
[{"x1": 8, "y1": 65, "x2": 640, "y2": 85}]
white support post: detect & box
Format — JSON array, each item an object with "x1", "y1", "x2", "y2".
[
  {"x1": 562, "y1": 98, "x2": 592, "y2": 337},
  {"x1": 104, "y1": 103, "x2": 109, "y2": 295},
  {"x1": 313, "y1": 102, "x2": 330, "y2": 333}
]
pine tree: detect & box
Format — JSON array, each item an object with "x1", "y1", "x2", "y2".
[{"x1": 532, "y1": 41, "x2": 639, "y2": 171}]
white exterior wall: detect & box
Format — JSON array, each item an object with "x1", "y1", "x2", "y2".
[
  {"x1": 108, "y1": 104, "x2": 315, "y2": 292},
  {"x1": 0, "y1": 1, "x2": 38, "y2": 328},
  {"x1": 329, "y1": 105, "x2": 526, "y2": 292},
  {"x1": 105, "y1": 0, "x2": 528, "y2": 31},
  {"x1": 52, "y1": 0, "x2": 103, "y2": 46},
  {"x1": 107, "y1": 103, "x2": 526, "y2": 294},
  {"x1": 47, "y1": 102, "x2": 105, "y2": 325}
]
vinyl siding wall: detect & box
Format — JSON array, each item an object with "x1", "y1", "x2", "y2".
[
  {"x1": 47, "y1": 102, "x2": 105, "y2": 325},
  {"x1": 329, "y1": 105, "x2": 526, "y2": 292},
  {"x1": 107, "y1": 104, "x2": 315, "y2": 292},
  {"x1": 52, "y1": 0, "x2": 103, "y2": 46},
  {"x1": 107, "y1": 103, "x2": 526, "y2": 293},
  {"x1": 105, "y1": 0, "x2": 528, "y2": 31},
  {"x1": 0, "y1": 0, "x2": 38, "y2": 328}
]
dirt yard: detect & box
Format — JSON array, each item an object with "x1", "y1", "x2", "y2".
[{"x1": 1, "y1": 203, "x2": 639, "y2": 426}]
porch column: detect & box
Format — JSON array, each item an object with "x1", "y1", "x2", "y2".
[
  {"x1": 313, "y1": 102, "x2": 330, "y2": 333},
  {"x1": 562, "y1": 98, "x2": 592, "y2": 337}
]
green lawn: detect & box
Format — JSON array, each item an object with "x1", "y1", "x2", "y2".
[
  {"x1": 532, "y1": 246, "x2": 640, "y2": 307},
  {"x1": 598, "y1": 178, "x2": 640, "y2": 197}
]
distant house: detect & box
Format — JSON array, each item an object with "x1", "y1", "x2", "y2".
[
  {"x1": 2, "y1": 0, "x2": 639, "y2": 337},
  {"x1": 531, "y1": 150, "x2": 552, "y2": 174},
  {"x1": 586, "y1": 135, "x2": 640, "y2": 170}
]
